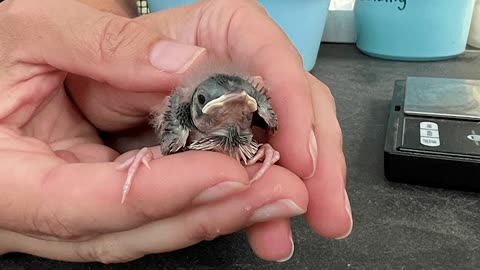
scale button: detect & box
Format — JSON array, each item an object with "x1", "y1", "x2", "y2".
[
  {"x1": 420, "y1": 137, "x2": 440, "y2": 147},
  {"x1": 420, "y1": 129, "x2": 439, "y2": 138},
  {"x1": 420, "y1": 121, "x2": 438, "y2": 130},
  {"x1": 467, "y1": 134, "x2": 480, "y2": 142}
]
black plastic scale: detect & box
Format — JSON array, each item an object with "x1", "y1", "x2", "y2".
[{"x1": 384, "y1": 76, "x2": 480, "y2": 191}]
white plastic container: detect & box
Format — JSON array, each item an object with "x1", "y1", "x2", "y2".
[
  {"x1": 322, "y1": 0, "x2": 357, "y2": 43},
  {"x1": 468, "y1": 0, "x2": 480, "y2": 48}
]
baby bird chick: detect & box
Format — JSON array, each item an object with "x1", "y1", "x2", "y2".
[{"x1": 116, "y1": 74, "x2": 279, "y2": 203}]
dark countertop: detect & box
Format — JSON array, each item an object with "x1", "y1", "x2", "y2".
[{"x1": 1, "y1": 44, "x2": 480, "y2": 269}]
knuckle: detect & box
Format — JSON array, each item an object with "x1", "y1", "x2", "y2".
[
  {"x1": 188, "y1": 217, "x2": 222, "y2": 242},
  {"x1": 317, "y1": 80, "x2": 337, "y2": 111},
  {"x1": 94, "y1": 16, "x2": 144, "y2": 63},
  {"x1": 25, "y1": 173, "x2": 80, "y2": 240},
  {"x1": 28, "y1": 204, "x2": 77, "y2": 240},
  {"x1": 328, "y1": 92, "x2": 337, "y2": 112},
  {"x1": 77, "y1": 238, "x2": 134, "y2": 264},
  {"x1": 214, "y1": 0, "x2": 302, "y2": 64},
  {"x1": 290, "y1": 47, "x2": 304, "y2": 65},
  {"x1": 326, "y1": 88, "x2": 336, "y2": 106},
  {"x1": 208, "y1": 0, "x2": 268, "y2": 20}
]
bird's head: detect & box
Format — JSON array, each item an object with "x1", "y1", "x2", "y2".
[{"x1": 191, "y1": 74, "x2": 257, "y2": 134}]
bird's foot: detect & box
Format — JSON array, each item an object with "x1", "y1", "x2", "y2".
[
  {"x1": 115, "y1": 147, "x2": 153, "y2": 204},
  {"x1": 246, "y1": 143, "x2": 280, "y2": 182}
]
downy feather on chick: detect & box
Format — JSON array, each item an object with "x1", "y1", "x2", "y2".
[{"x1": 116, "y1": 62, "x2": 280, "y2": 203}]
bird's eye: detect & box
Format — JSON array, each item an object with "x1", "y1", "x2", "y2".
[{"x1": 198, "y1": 94, "x2": 206, "y2": 105}]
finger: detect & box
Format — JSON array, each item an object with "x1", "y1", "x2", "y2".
[
  {"x1": 85, "y1": 165, "x2": 307, "y2": 262},
  {"x1": 245, "y1": 164, "x2": 295, "y2": 263},
  {"x1": 246, "y1": 219, "x2": 294, "y2": 262},
  {"x1": 3, "y1": 0, "x2": 207, "y2": 92},
  {"x1": 303, "y1": 73, "x2": 352, "y2": 239},
  {"x1": 0, "y1": 146, "x2": 251, "y2": 238},
  {"x1": 214, "y1": 1, "x2": 315, "y2": 179},
  {"x1": 136, "y1": 0, "x2": 315, "y2": 178},
  {"x1": 65, "y1": 76, "x2": 170, "y2": 131},
  {"x1": 3, "y1": 164, "x2": 308, "y2": 263}
]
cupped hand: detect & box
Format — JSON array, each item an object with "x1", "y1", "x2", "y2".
[
  {"x1": 127, "y1": 0, "x2": 352, "y2": 261},
  {"x1": 0, "y1": 0, "x2": 308, "y2": 263},
  {"x1": 65, "y1": 0, "x2": 352, "y2": 262}
]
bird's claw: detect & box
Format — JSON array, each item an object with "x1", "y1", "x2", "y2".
[
  {"x1": 247, "y1": 143, "x2": 280, "y2": 182},
  {"x1": 115, "y1": 147, "x2": 153, "y2": 204}
]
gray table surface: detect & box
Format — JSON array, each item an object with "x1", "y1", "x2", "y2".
[{"x1": 1, "y1": 44, "x2": 480, "y2": 270}]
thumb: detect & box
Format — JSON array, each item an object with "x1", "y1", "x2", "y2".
[{"x1": 6, "y1": 0, "x2": 206, "y2": 91}]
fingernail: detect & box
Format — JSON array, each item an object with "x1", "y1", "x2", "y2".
[
  {"x1": 192, "y1": 181, "x2": 248, "y2": 204},
  {"x1": 335, "y1": 189, "x2": 353, "y2": 240},
  {"x1": 249, "y1": 199, "x2": 305, "y2": 224},
  {"x1": 276, "y1": 233, "x2": 295, "y2": 262},
  {"x1": 305, "y1": 129, "x2": 318, "y2": 179},
  {"x1": 150, "y1": 40, "x2": 206, "y2": 73}
]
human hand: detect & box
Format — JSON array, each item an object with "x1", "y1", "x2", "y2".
[
  {"x1": 68, "y1": 0, "x2": 353, "y2": 262},
  {"x1": 0, "y1": 0, "x2": 308, "y2": 263}
]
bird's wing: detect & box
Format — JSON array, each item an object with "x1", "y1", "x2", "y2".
[
  {"x1": 151, "y1": 87, "x2": 194, "y2": 155},
  {"x1": 244, "y1": 78, "x2": 278, "y2": 133}
]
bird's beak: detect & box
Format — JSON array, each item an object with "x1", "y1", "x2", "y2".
[{"x1": 202, "y1": 91, "x2": 257, "y2": 114}]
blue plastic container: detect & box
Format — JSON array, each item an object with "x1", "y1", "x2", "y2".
[
  {"x1": 354, "y1": 0, "x2": 476, "y2": 61},
  {"x1": 148, "y1": 0, "x2": 331, "y2": 71}
]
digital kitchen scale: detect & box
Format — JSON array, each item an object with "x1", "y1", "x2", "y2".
[{"x1": 384, "y1": 76, "x2": 480, "y2": 191}]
